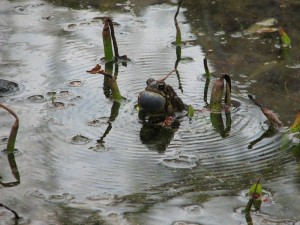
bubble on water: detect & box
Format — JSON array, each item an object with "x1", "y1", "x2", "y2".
[
  {"x1": 70, "y1": 134, "x2": 91, "y2": 145},
  {"x1": 183, "y1": 205, "x2": 203, "y2": 214},
  {"x1": 63, "y1": 23, "x2": 79, "y2": 32},
  {"x1": 14, "y1": 6, "x2": 28, "y2": 14},
  {"x1": 87, "y1": 117, "x2": 108, "y2": 127},
  {"x1": 58, "y1": 90, "x2": 70, "y2": 97},
  {"x1": 90, "y1": 16, "x2": 105, "y2": 24},
  {"x1": 67, "y1": 80, "x2": 84, "y2": 87},
  {"x1": 45, "y1": 193, "x2": 75, "y2": 204},
  {"x1": 51, "y1": 102, "x2": 65, "y2": 109},
  {"x1": 27, "y1": 94, "x2": 45, "y2": 103},
  {"x1": 214, "y1": 31, "x2": 225, "y2": 36},
  {"x1": 26, "y1": 189, "x2": 45, "y2": 199},
  {"x1": 162, "y1": 154, "x2": 198, "y2": 169}
]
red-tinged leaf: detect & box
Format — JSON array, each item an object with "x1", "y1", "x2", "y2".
[
  {"x1": 290, "y1": 110, "x2": 300, "y2": 133},
  {"x1": 162, "y1": 116, "x2": 174, "y2": 127},
  {"x1": 86, "y1": 64, "x2": 102, "y2": 74}
]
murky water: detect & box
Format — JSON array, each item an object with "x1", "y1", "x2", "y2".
[{"x1": 1, "y1": 0, "x2": 299, "y2": 224}]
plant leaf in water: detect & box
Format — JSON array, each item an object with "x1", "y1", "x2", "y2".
[
  {"x1": 279, "y1": 25, "x2": 291, "y2": 48},
  {"x1": 210, "y1": 77, "x2": 224, "y2": 113},
  {"x1": 290, "y1": 110, "x2": 300, "y2": 133},
  {"x1": 188, "y1": 105, "x2": 194, "y2": 118}
]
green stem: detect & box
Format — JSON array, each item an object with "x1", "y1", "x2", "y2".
[{"x1": 102, "y1": 18, "x2": 114, "y2": 61}]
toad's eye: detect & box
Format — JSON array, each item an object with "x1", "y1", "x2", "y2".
[
  {"x1": 158, "y1": 82, "x2": 166, "y2": 90},
  {"x1": 146, "y1": 78, "x2": 155, "y2": 86}
]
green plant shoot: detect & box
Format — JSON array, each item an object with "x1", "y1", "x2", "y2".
[{"x1": 102, "y1": 18, "x2": 114, "y2": 61}]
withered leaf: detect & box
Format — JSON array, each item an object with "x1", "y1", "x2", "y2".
[{"x1": 86, "y1": 64, "x2": 102, "y2": 74}]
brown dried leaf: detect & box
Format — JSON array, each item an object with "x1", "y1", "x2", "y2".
[{"x1": 86, "y1": 64, "x2": 102, "y2": 74}]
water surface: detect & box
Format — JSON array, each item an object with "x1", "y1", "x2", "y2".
[{"x1": 1, "y1": 0, "x2": 299, "y2": 224}]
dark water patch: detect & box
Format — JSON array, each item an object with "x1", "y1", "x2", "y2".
[
  {"x1": 51, "y1": 101, "x2": 65, "y2": 109},
  {"x1": 0, "y1": 79, "x2": 23, "y2": 97},
  {"x1": 58, "y1": 90, "x2": 71, "y2": 98}
]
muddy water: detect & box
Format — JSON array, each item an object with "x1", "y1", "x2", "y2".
[{"x1": 0, "y1": 0, "x2": 299, "y2": 224}]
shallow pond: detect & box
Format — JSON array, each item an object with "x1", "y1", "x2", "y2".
[{"x1": 1, "y1": 0, "x2": 300, "y2": 224}]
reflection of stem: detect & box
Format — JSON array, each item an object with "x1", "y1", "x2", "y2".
[
  {"x1": 174, "y1": 1, "x2": 183, "y2": 92},
  {"x1": 245, "y1": 212, "x2": 253, "y2": 225},
  {"x1": 0, "y1": 104, "x2": 19, "y2": 153},
  {"x1": 0, "y1": 104, "x2": 20, "y2": 187},
  {"x1": 210, "y1": 111, "x2": 231, "y2": 137},
  {"x1": 97, "y1": 101, "x2": 121, "y2": 144},
  {"x1": 0, "y1": 203, "x2": 20, "y2": 219},
  {"x1": 97, "y1": 64, "x2": 122, "y2": 144},
  {"x1": 0, "y1": 152, "x2": 20, "y2": 187},
  {"x1": 175, "y1": 69, "x2": 183, "y2": 93},
  {"x1": 203, "y1": 50, "x2": 213, "y2": 105},
  {"x1": 248, "y1": 125, "x2": 277, "y2": 149}
]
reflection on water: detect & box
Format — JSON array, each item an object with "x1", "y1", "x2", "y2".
[{"x1": 1, "y1": 0, "x2": 300, "y2": 224}]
